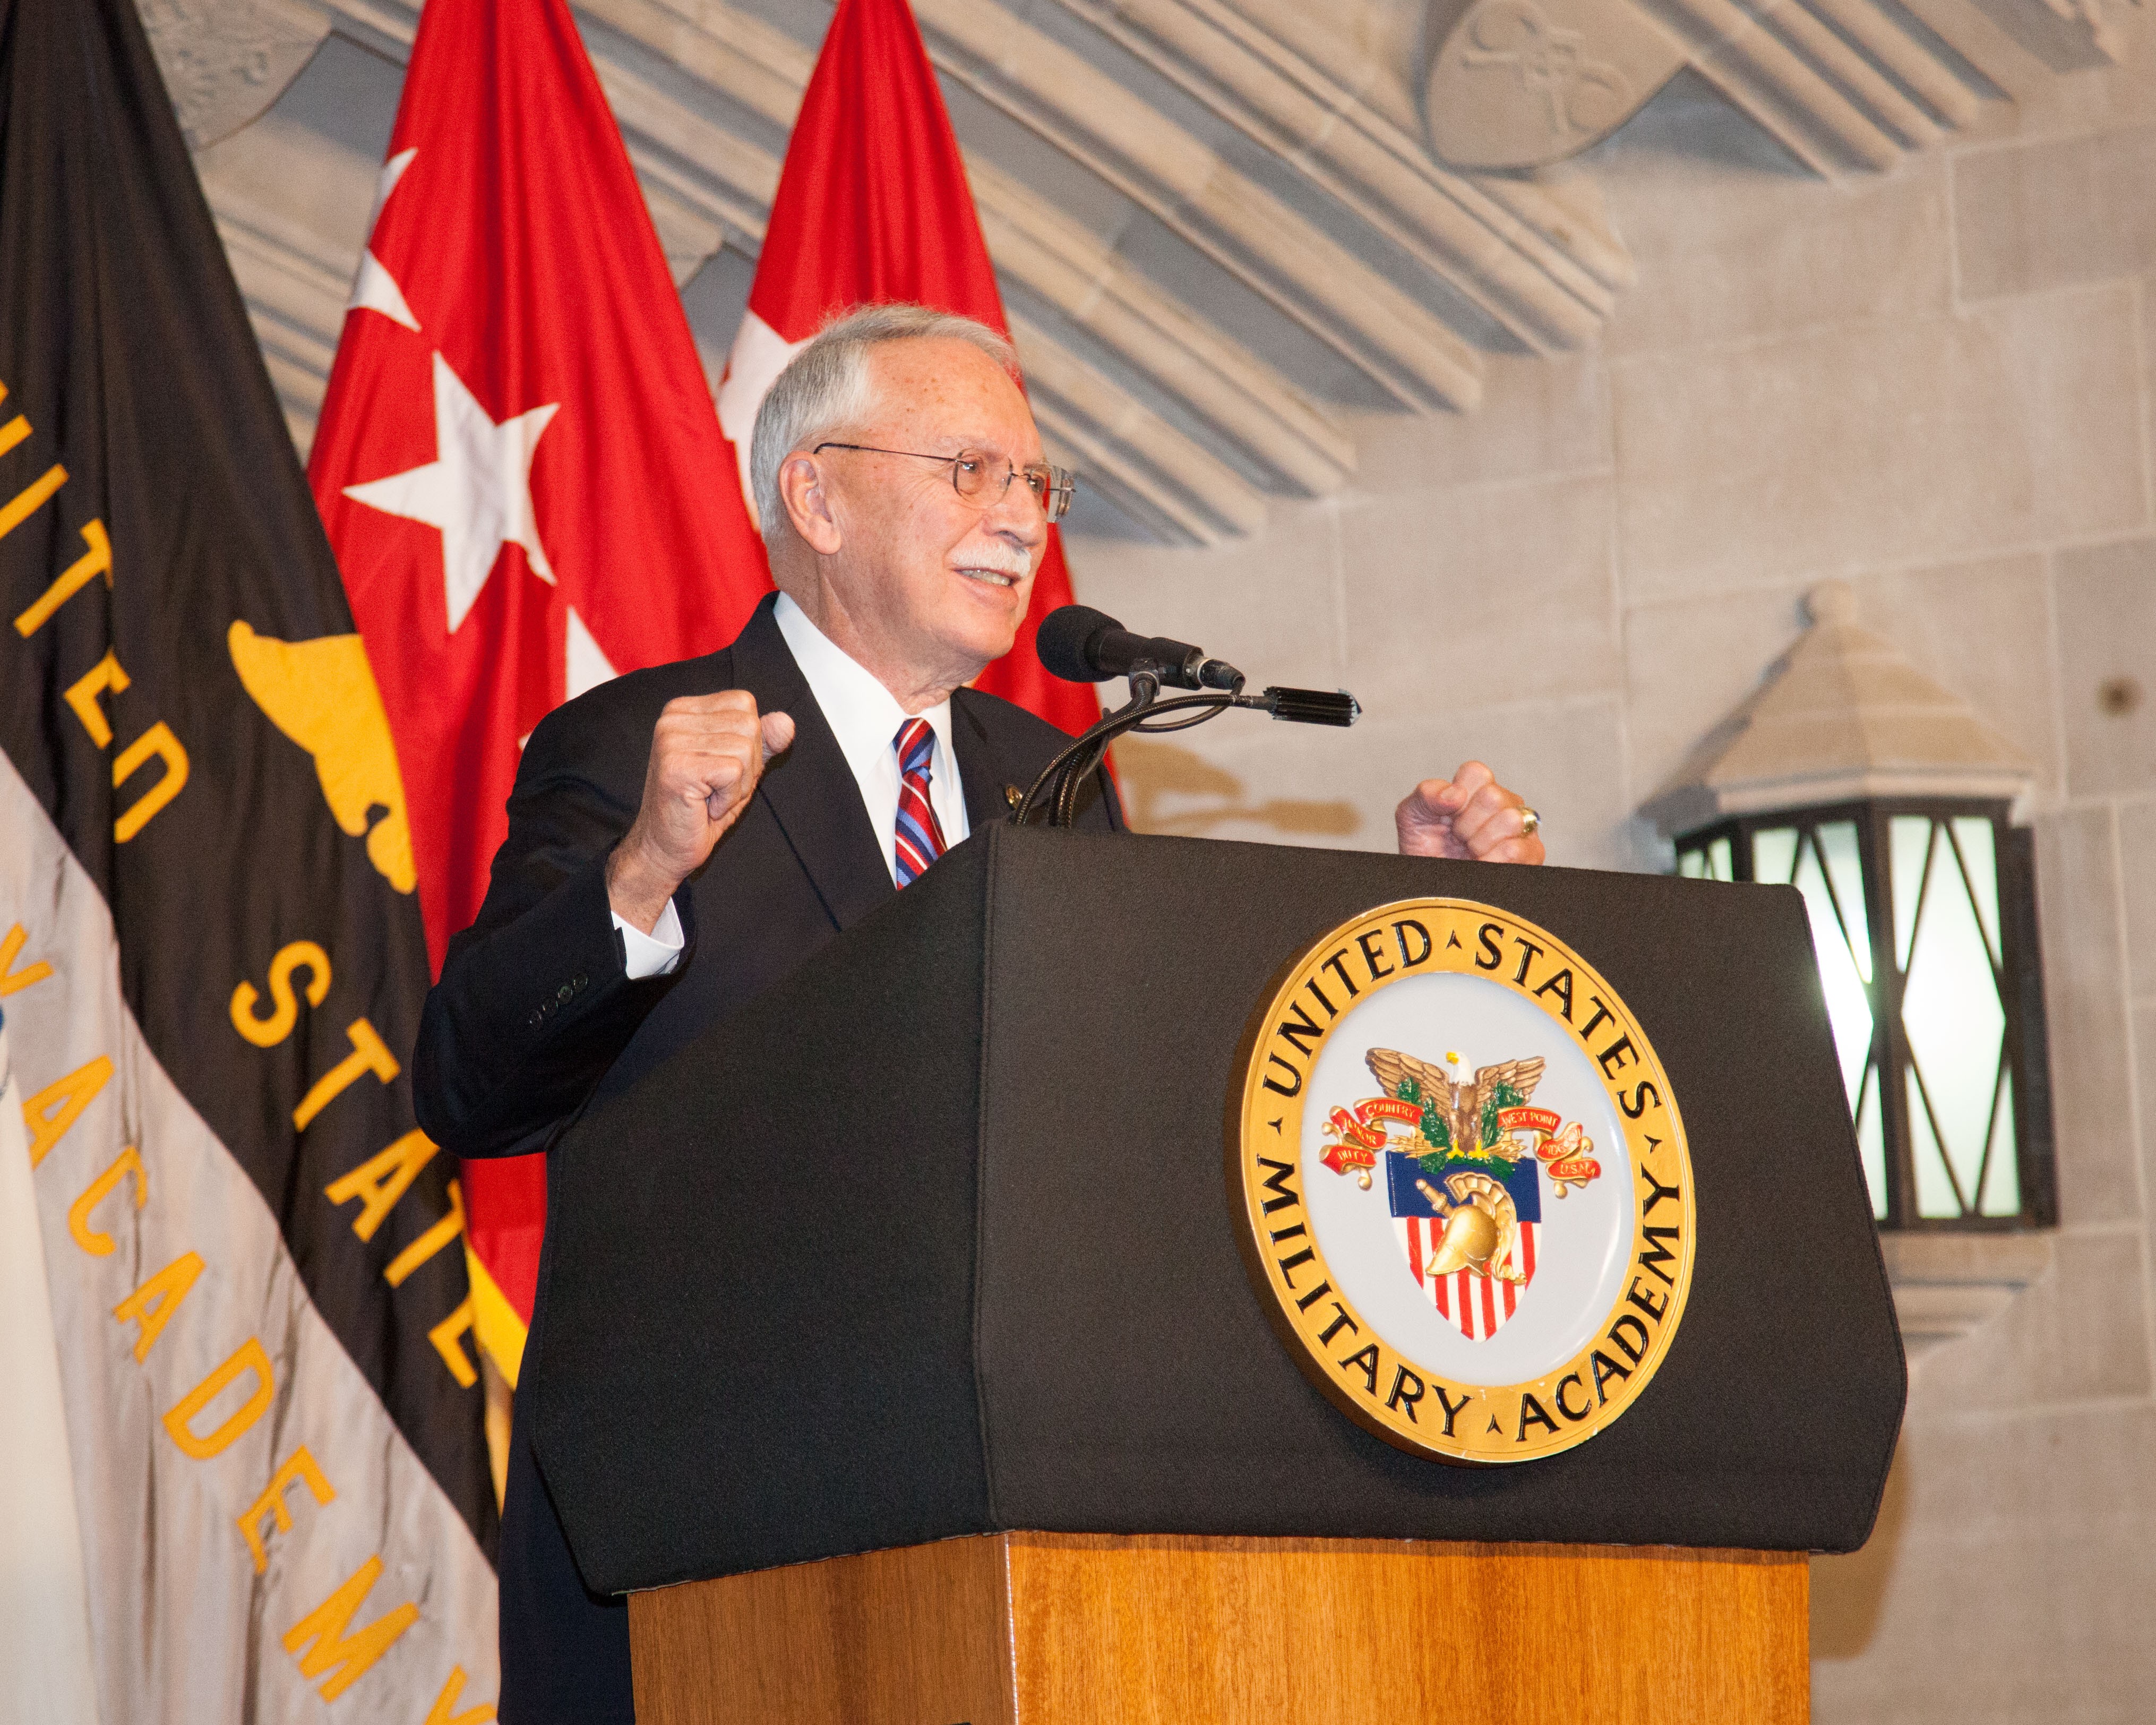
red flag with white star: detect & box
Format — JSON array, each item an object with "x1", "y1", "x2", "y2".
[
  {"x1": 714, "y1": 0, "x2": 1098, "y2": 735},
  {"x1": 306, "y1": 0, "x2": 769, "y2": 1364}
]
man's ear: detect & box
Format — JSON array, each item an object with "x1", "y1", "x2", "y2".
[{"x1": 778, "y1": 452, "x2": 843, "y2": 556}]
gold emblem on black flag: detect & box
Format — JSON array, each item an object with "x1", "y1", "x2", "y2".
[
  {"x1": 1231, "y1": 898, "x2": 1694, "y2": 1463},
  {"x1": 228, "y1": 622, "x2": 417, "y2": 893}
]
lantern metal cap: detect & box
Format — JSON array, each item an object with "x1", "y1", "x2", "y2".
[{"x1": 1643, "y1": 580, "x2": 2037, "y2": 836}]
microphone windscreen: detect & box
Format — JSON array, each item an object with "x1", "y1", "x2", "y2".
[{"x1": 1035, "y1": 604, "x2": 1120, "y2": 683}]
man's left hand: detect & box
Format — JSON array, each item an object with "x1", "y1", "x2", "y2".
[{"x1": 1396, "y1": 761, "x2": 1545, "y2": 864}]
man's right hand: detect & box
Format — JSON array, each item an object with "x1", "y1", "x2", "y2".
[{"x1": 607, "y1": 691, "x2": 795, "y2": 933}]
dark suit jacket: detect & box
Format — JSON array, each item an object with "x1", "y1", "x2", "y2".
[{"x1": 412, "y1": 593, "x2": 1117, "y2": 1725}]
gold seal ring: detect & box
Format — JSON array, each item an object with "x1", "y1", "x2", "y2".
[
  {"x1": 1518, "y1": 806, "x2": 1541, "y2": 836},
  {"x1": 1230, "y1": 896, "x2": 1694, "y2": 1463}
]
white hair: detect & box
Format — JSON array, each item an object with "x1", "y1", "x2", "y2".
[{"x1": 748, "y1": 303, "x2": 1018, "y2": 545}]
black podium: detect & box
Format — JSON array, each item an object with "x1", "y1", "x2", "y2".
[{"x1": 528, "y1": 826, "x2": 1905, "y2": 1724}]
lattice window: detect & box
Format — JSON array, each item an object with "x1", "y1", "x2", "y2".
[{"x1": 1675, "y1": 801, "x2": 2055, "y2": 1230}]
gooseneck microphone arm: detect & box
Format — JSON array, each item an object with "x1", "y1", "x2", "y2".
[
  {"x1": 1035, "y1": 673, "x2": 1160, "y2": 830},
  {"x1": 1011, "y1": 605, "x2": 1362, "y2": 829}
]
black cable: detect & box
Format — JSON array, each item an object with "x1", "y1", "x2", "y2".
[
  {"x1": 1010, "y1": 682, "x2": 1152, "y2": 829},
  {"x1": 1009, "y1": 685, "x2": 1360, "y2": 828},
  {"x1": 1015, "y1": 690, "x2": 1240, "y2": 828}
]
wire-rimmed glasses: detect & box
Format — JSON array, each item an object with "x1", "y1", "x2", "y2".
[{"x1": 812, "y1": 442, "x2": 1075, "y2": 523}]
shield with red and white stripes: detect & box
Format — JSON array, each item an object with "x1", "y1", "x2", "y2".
[
  {"x1": 1386, "y1": 1150, "x2": 1544, "y2": 1341},
  {"x1": 1401, "y1": 1215, "x2": 1543, "y2": 1340}
]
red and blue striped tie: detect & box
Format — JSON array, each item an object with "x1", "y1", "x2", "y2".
[{"x1": 892, "y1": 717, "x2": 947, "y2": 887}]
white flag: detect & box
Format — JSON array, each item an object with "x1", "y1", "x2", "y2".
[{"x1": 0, "y1": 1016, "x2": 103, "y2": 1725}]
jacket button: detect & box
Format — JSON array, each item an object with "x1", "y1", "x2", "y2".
[
  {"x1": 527, "y1": 1008, "x2": 543, "y2": 1028},
  {"x1": 557, "y1": 983, "x2": 574, "y2": 1003},
  {"x1": 573, "y1": 972, "x2": 589, "y2": 991}
]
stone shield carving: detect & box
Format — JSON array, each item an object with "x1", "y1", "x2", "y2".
[
  {"x1": 1424, "y1": 0, "x2": 1686, "y2": 169},
  {"x1": 136, "y1": 0, "x2": 329, "y2": 150}
]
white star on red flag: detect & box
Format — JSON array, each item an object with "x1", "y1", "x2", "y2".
[
  {"x1": 348, "y1": 148, "x2": 420, "y2": 331},
  {"x1": 342, "y1": 352, "x2": 560, "y2": 632}
]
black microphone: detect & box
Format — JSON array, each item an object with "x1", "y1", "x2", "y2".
[{"x1": 1035, "y1": 605, "x2": 1243, "y2": 692}]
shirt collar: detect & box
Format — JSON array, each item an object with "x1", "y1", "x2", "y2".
[{"x1": 772, "y1": 591, "x2": 954, "y2": 777}]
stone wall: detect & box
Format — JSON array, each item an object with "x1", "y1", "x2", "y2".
[{"x1": 1070, "y1": 42, "x2": 2156, "y2": 1725}]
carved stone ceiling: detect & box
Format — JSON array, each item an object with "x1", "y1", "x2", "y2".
[{"x1": 142, "y1": 0, "x2": 2125, "y2": 544}]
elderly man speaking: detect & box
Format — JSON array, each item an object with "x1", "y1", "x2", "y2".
[{"x1": 413, "y1": 303, "x2": 1544, "y2": 1723}]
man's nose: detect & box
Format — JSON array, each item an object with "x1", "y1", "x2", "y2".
[{"x1": 982, "y1": 472, "x2": 1047, "y2": 541}]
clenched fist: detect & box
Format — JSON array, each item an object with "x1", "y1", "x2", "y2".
[
  {"x1": 607, "y1": 691, "x2": 796, "y2": 932},
  {"x1": 1396, "y1": 760, "x2": 1544, "y2": 865}
]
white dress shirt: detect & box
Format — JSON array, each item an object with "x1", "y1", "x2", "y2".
[{"x1": 613, "y1": 593, "x2": 972, "y2": 979}]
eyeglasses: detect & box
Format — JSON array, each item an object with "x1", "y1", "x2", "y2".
[{"x1": 813, "y1": 442, "x2": 1076, "y2": 523}]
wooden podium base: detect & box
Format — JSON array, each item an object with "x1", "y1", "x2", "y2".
[{"x1": 628, "y1": 1533, "x2": 1809, "y2": 1725}]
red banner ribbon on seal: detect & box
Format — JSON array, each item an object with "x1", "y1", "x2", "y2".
[
  {"x1": 1320, "y1": 1096, "x2": 1421, "y2": 1174},
  {"x1": 1533, "y1": 1120, "x2": 1602, "y2": 1195}
]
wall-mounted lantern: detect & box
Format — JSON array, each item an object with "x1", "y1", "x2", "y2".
[{"x1": 1643, "y1": 582, "x2": 2055, "y2": 1231}]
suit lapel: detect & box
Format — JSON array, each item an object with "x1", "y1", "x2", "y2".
[
  {"x1": 952, "y1": 688, "x2": 1025, "y2": 831},
  {"x1": 730, "y1": 595, "x2": 895, "y2": 931}
]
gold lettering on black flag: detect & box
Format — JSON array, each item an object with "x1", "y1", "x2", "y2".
[{"x1": 0, "y1": 0, "x2": 496, "y2": 1713}]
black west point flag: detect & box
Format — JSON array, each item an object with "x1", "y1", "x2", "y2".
[{"x1": 0, "y1": 0, "x2": 498, "y2": 1715}]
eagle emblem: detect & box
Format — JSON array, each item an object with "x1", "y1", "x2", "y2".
[
  {"x1": 1367, "y1": 1046, "x2": 1546, "y2": 1160},
  {"x1": 1319, "y1": 1046, "x2": 1602, "y2": 1341}
]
